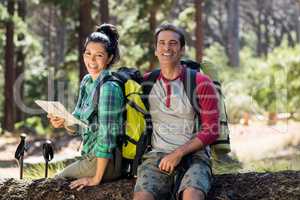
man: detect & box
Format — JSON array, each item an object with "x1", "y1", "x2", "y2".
[{"x1": 134, "y1": 23, "x2": 220, "y2": 200}]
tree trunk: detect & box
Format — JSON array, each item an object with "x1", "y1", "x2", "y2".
[
  {"x1": 79, "y1": 0, "x2": 93, "y2": 81},
  {"x1": 227, "y1": 0, "x2": 240, "y2": 67},
  {"x1": 263, "y1": 13, "x2": 269, "y2": 57},
  {"x1": 56, "y1": 13, "x2": 66, "y2": 67},
  {"x1": 296, "y1": 3, "x2": 300, "y2": 43},
  {"x1": 4, "y1": 0, "x2": 16, "y2": 132},
  {"x1": 255, "y1": 0, "x2": 263, "y2": 57},
  {"x1": 15, "y1": 0, "x2": 26, "y2": 123},
  {"x1": 195, "y1": 0, "x2": 204, "y2": 63},
  {"x1": 148, "y1": 7, "x2": 157, "y2": 71},
  {"x1": 0, "y1": 171, "x2": 299, "y2": 200},
  {"x1": 100, "y1": 0, "x2": 109, "y2": 23}
]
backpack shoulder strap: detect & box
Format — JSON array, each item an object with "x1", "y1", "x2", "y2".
[
  {"x1": 142, "y1": 69, "x2": 160, "y2": 110},
  {"x1": 183, "y1": 67, "x2": 200, "y2": 115},
  {"x1": 89, "y1": 75, "x2": 114, "y2": 121}
]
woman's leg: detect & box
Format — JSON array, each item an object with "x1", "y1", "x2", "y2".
[{"x1": 54, "y1": 149, "x2": 122, "y2": 181}]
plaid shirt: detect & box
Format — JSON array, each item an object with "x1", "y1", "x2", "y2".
[{"x1": 73, "y1": 70, "x2": 124, "y2": 158}]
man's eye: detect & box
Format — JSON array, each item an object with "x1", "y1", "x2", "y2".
[
  {"x1": 169, "y1": 42, "x2": 177, "y2": 46},
  {"x1": 84, "y1": 52, "x2": 91, "y2": 56}
]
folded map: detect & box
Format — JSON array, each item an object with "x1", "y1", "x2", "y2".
[{"x1": 35, "y1": 100, "x2": 88, "y2": 128}]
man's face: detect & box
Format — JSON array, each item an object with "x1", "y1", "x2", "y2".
[{"x1": 155, "y1": 30, "x2": 185, "y2": 67}]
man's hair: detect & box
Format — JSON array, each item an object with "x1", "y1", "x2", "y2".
[{"x1": 154, "y1": 23, "x2": 185, "y2": 48}]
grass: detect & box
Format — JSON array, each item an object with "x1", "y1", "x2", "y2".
[
  {"x1": 24, "y1": 161, "x2": 66, "y2": 180},
  {"x1": 212, "y1": 154, "x2": 300, "y2": 175}
]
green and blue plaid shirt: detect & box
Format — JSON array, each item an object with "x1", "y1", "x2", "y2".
[{"x1": 73, "y1": 70, "x2": 124, "y2": 159}]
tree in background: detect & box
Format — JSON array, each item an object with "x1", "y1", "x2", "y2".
[
  {"x1": 99, "y1": 0, "x2": 109, "y2": 23},
  {"x1": 79, "y1": 0, "x2": 93, "y2": 80},
  {"x1": 226, "y1": 0, "x2": 240, "y2": 67},
  {"x1": 15, "y1": 0, "x2": 26, "y2": 122},
  {"x1": 4, "y1": 0, "x2": 16, "y2": 132},
  {"x1": 194, "y1": 0, "x2": 204, "y2": 63}
]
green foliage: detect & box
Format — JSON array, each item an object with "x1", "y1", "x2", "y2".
[
  {"x1": 204, "y1": 43, "x2": 300, "y2": 122},
  {"x1": 15, "y1": 116, "x2": 51, "y2": 135},
  {"x1": 250, "y1": 44, "x2": 300, "y2": 114}
]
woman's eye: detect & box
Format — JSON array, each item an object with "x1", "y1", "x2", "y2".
[{"x1": 96, "y1": 54, "x2": 103, "y2": 58}]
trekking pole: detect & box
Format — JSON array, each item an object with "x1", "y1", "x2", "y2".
[
  {"x1": 42, "y1": 140, "x2": 54, "y2": 178},
  {"x1": 14, "y1": 133, "x2": 28, "y2": 179}
]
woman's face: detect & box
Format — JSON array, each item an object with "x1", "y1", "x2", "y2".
[{"x1": 83, "y1": 42, "x2": 112, "y2": 80}]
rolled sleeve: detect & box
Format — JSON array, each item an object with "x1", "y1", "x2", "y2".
[
  {"x1": 195, "y1": 74, "x2": 220, "y2": 146},
  {"x1": 94, "y1": 81, "x2": 124, "y2": 158}
]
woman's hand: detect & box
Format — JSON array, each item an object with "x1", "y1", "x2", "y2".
[
  {"x1": 47, "y1": 114, "x2": 65, "y2": 128},
  {"x1": 69, "y1": 177, "x2": 99, "y2": 191}
]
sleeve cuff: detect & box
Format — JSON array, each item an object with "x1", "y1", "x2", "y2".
[
  {"x1": 95, "y1": 151, "x2": 113, "y2": 159},
  {"x1": 197, "y1": 131, "x2": 219, "y2": 146}
]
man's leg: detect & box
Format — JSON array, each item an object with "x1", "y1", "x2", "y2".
[
  {"x1": 133, "y1": 191, "x2": 155, "y2": 200},
  {"x1": 182, "y1": 187, "x2": 205, "y2": 200},
  {"x1": 134, "y1": 152, "x2": 173, "y2": 200},
  {"x1": 178, "y1": 158, "x2": 212, "y2": 200}
]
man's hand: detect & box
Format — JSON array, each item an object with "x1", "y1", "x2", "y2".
[
  {"x1": 158, "y1": 150, "x2": 183, "y2": 174},
  {"x1": 69, "y1": 177, "x2": 99, "y2": 191},
  {"x1": 47, "y1": 114, "x2": 65, "y2": 128}
]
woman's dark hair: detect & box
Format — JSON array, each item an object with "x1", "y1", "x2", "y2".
[
  {"x1": 83, "y1": 23, "x2": 120, "y2": 67},
  {"x1": 154, "y1": 23, "x2": 185, "y2": 48}
]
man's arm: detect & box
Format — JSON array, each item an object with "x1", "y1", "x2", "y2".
[{"x1": 159, "y1": 73, "x2": 219, "y2": 173}]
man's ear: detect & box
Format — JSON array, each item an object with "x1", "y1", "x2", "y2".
[{"x1": 180, "y1": 46, "x2": 185, "y2": 56}]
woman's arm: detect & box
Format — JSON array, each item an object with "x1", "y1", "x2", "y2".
[{"x1": 69, "y1": 158, "x2": 109, "y2": 191}]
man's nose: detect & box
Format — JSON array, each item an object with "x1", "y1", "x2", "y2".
[{"x1": 163, "y1": 44, "x2": 170, "y2": 51}]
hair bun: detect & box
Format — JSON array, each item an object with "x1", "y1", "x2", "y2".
[{"x1": 96, "y1": 24, "x2": 119, "y2": 43}]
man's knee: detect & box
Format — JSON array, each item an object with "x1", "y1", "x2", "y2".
[
  {"x1": 182, "y1": 187, "x2": 205, "y2": 200},
  {"x1": 133, "y1": 191, "x2": 155, "y2": 200}
]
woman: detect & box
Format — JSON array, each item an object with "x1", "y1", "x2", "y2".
[{"x1": 48, "y1": 24, "x2": 123, "y2": 191}]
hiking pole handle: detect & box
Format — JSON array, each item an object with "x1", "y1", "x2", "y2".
[
  {"x1": 42, "y1": 140, "x2": 54, "y2": 178},
  {"x1": 15, "y1": 133, "x2": 27, "y2": 179}
]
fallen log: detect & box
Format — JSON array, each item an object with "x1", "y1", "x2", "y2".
[{"x1": 0, "y1": 171, "x2": 299, "y2": 200}]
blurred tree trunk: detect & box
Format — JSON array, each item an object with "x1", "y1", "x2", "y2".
[
  {"x1": 100, "y1": 0, "x2": 109, "y2": 23},
  {"x1": 56, "y1": 12, "x2": 66, "y2": 67},
  {"x1": 296, "y1": 3, "x2": 300, "y2": 43},
  {"x1": 255, "y1": 1, "x2": 263, "y2": 57},
  {"x1": 226, "y1": 0, "x2": 240, "y2": 67},
  {"x1": 148, "y1": 7, "x2": 157, "y2": 71},
  {"x1": 262, "y1": 13, "x2": 270, "y2": 57},
  {"x1": 4, "y1": 0, "x2": 16, "y2": 132},
  {"x1": 15, "y1": 0, "x2": 26, "y2": 122},
  {"x1": 79, "y1": 0, "x2": 93, "y2": 81},
  {"x1": 195, "y1": 0, "x2": 204, "y2": 63}
]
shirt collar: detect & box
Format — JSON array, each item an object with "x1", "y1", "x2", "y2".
[
  {"x1": 91, "y1": 69, "x2": 111, "y2": 85},
  {"x1": 158, "y1": 65, "x2": 184, "y2": 83}
]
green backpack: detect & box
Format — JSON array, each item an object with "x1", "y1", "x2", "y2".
[{"x1": 141, "y1": 60, "x2": 231, "y2": 160}]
